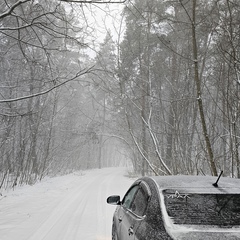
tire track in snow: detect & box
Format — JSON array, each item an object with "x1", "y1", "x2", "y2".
[
  {"x1": 61, "y1": 190, "x2": 90, "y2": 239},
  {"x1": 43, "y1": 183, "x2": 91, "y2": 240},
  {"x1": 27, "y1": 175, "x2": 100, "y2": 240},
  {"x1": 96, "y1": 171, "x2": 117, "y2": 239},
  {"x1": 0, "y1": 168, "x2": 134, "y2": 240}
]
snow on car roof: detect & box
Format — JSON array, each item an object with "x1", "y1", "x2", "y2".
[{"x1": 149, "y1": 175, "x2": 240, "y2": 193}]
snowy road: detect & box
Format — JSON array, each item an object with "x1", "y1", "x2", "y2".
[{"x1": 0, "y1": 167, "x2": 134, "y2": 240}]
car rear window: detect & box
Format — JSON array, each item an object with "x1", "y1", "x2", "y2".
[{"x1": 163, "y1": 190, "x2": 240, "y2": 226}]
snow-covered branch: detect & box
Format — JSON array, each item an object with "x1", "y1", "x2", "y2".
[
  {"x1": 142, "y1": 114, "x2": 172, "y2": 175},
  {"x1": 0, "y1": 67, "x2": 95, "y2": 103}
]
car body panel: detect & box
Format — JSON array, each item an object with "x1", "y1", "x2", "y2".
[
  {"x1": 151, "y1": 175, "x2": 240, "y2": 194},
  {"x1": 112, "y1": 182, "x2": 150, "y2": 240},
  {"x1": 153, "y1": 176, "x2": 240, "y2": 240},
  {"x1": 118, "y1": 207, "x2": 144, "y2": 240},
  {"x1": 108, "y1": 175, "x2": 240, "y2": 240}
]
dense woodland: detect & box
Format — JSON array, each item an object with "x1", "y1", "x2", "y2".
[{"x1": 0, "y1": 0, "x2": 240, "y2": 188}]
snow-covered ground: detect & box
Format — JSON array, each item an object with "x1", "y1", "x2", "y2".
[{"x1": 0, "y1": 167, "x2": 135, "y2": 240}]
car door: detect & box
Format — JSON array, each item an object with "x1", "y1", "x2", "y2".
[{"x1": 118, "y1": 182, "x2": 150, "y2": 240}]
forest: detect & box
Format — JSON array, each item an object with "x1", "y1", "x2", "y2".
[{"x1": 0, "y1": 0, "x2": 240, "y2": 188}]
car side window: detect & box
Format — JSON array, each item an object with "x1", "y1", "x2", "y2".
[
  {"x1": 131, "y1": 187, "x2": 148, "y2": 216},
  {"x1": 122, "y1": 185, "x2": 139, "y2": 209}
]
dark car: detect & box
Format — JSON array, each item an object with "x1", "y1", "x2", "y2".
[{"x1": 107, "y1": 175, "x2": 240, "y2": 239}]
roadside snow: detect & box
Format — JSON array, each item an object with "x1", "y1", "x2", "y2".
[{"x1": 0, "y1": 167, "x2": 134, "y2": 240}]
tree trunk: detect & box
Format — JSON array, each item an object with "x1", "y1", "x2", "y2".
[{"x1": 191, "y1": 0, "x2": 217, "y2": 176}]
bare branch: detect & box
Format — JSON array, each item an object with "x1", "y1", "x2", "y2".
[
  {"x1": 0, "y1": 67, "x2": 95, "y2": 103},
  {"x1": 0, "y1": 0, "x2": 31, "y2": 19},
  {"x1": 142, "y1": 110, "x2": 172, "y2": 175},
  {"x1": 60, "y1": 0, "x2": 126, "y2": 3}
]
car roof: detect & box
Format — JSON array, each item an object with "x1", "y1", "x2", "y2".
[{"x1": 148, "y1": 175, "x2": 240, "y2": 194}]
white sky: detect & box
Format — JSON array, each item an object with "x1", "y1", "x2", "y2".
[
  {"x1": 74, "y1": 3, "x2": 125, "y2": 57},
  {"x1": 84, "y1": 3, "x2": 125, "y2": 41}
]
